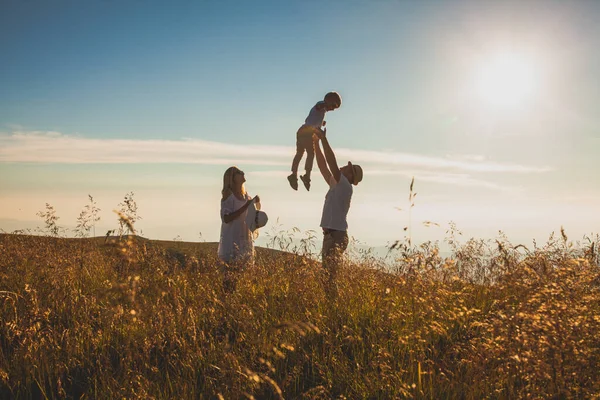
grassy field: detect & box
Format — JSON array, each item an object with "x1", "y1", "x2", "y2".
[{"x1": 1, "y1": 231, "x2": 600, "y2": 399}]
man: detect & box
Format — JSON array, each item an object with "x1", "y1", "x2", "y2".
[{"x1": 313, "y1": 128, "x2": 363, "y2": 294}]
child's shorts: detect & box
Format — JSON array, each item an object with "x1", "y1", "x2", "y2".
[{"x1": 296, "y1": 125, "x2": 317, "y2": 147}]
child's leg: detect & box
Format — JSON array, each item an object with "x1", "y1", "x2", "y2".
[
  {"x1": 291, "y1": 142, "x2": 305, "y2": 176},
  {"x1": 289, "y1": 129, "x2": 308, "y2": 190},
  {"x1": 291, "y1": 126, "x2": 311, "y2": 176},
  {"x1": 304, "y1": 141, "x2": 315, "y2": 179},
  {"x1": 298, "y1": 133, "x2": 313, "y2": 190}
]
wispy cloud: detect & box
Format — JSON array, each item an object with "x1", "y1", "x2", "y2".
[
  {"x1": 0, "y1": 130, "x2": 553, "y2": 177},
  {"x1": 335, "y1": 148, "x2": 552, "y2": 173},
  {"x1": 364, "y1": 169, "x2": 508, "y2": 190},
  {"x1": 250, "y1": 169, "x2": 509, "y2": 190},
  {"x1": 0, "y1": 131, "x2": 289, "y2": 166}
]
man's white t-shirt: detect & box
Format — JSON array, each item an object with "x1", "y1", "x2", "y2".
[
  {"x1": 320, "y1": 174, "x2": 353, "y2": 231},
  {"x1": 304, "y1": 101, "x2": 326, "y2": 129}
]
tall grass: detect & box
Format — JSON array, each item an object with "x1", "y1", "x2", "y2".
[{"x1": 1, "y1": 229, "x2": 599, "y2": 399}]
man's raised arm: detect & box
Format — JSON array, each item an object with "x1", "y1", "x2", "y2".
[
  {"x1": 313, "y1": 134, "x2": 332, "y2": 184},
  {"x1": 315, "y1": 129, "x2": 341, "y2": 183}
]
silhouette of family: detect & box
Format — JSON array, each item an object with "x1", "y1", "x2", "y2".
[{"x1": 217, "y1": 92, "x2": 363, "y2": 293}]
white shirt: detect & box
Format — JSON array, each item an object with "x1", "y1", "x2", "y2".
[
  {"x1": 218, "y1": 193, "x2": 254, "y2": 263},
  {"x1": 304, "y1": 101, "x2": 326, "y2": 129},
  {"x1": 320, "y1": 174, "x2": 353, "y2": 231}
]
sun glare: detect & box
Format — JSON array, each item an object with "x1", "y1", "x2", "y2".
[{"x1": 475, "y1": 53, "x2": 537, "y2": 110}]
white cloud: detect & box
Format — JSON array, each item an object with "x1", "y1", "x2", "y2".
[
  {"x1": 0, "y1": 131, "x2": 289, "y2": 166},
  {"x1": 250, "y1": 169, "x2": 509, "y2": 190},
  {"x1": 336, "y1": 148, "x2": 552, "y2": 173},
  {"x1": 0, "y1": 130, "x2": 553, "y2": 176},
  {"x1": 365, "y1": 169, "x2": 508, "y2": 190}
]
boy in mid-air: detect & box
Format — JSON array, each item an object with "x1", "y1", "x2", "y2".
[{"x1": 288, "y1": 91, "x2": 342, "y2": 191}]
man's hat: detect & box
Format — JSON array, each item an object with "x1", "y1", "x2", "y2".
[{"x1": 349, "y1": 162, "x2": 363, "y2": 185}]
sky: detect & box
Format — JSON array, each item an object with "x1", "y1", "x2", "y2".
[{"x1": 1, "y1": 0, "x2": 600, "y2": 250}]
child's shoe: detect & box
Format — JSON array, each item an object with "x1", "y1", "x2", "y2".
[
  {"x1": 300, "y1": 175, "x2": 311, "y2": 191},
  {"x1": 287, "y1": 174, "x2": 298, "y2": 190}
]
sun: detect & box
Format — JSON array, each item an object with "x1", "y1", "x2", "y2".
[{"x1": 475, "y1": 53, "x2": 537, "y2": 110}]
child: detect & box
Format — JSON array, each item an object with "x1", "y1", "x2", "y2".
[{"x1": 288, "y1": 91, "x2": 342, "y2": 191}]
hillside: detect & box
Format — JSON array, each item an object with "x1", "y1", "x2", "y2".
[{"x1": 0, "y1": 233, "x2": 299, "y2": 269}]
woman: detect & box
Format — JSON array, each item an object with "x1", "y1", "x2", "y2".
[{"x1": 218, "y1": 166, "x2": 259, "y2": 290}]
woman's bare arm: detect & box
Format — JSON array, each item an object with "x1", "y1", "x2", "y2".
[{"x1": 223, "y1": 196, "x2": 258, "y2": 224}]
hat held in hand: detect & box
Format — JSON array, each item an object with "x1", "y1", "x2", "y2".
[{"x1": 246, "y1": 200, "x2": 268, "y2": 233}]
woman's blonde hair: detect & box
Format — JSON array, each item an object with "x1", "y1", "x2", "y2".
[{"x1": 222, "y1": 166, "x2": 246, "y2": 201}]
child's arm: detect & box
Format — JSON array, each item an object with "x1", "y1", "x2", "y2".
[
  {"x1": 315, "y1": 129, "x2": 341, "y2": 183},
  {"x1": 313, "y1": 134, "x2": 332, "y2": 184}
]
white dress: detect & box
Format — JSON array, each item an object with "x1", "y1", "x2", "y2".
[{"x1": 218, "y1": 193, "x2": 254, "y2": 264}]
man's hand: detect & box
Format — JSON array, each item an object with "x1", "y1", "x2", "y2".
[{"x1": 315, "y1": 127, "x2": 326, "y2": 140}]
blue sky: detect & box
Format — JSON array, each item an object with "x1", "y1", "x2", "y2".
[{"x1": 1, "y1": 0, "x2": 600, "y2": 248}]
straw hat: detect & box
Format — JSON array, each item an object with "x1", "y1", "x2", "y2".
[{"x1": 246, "y1": 201, "x2": 268, "y2": 233}]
